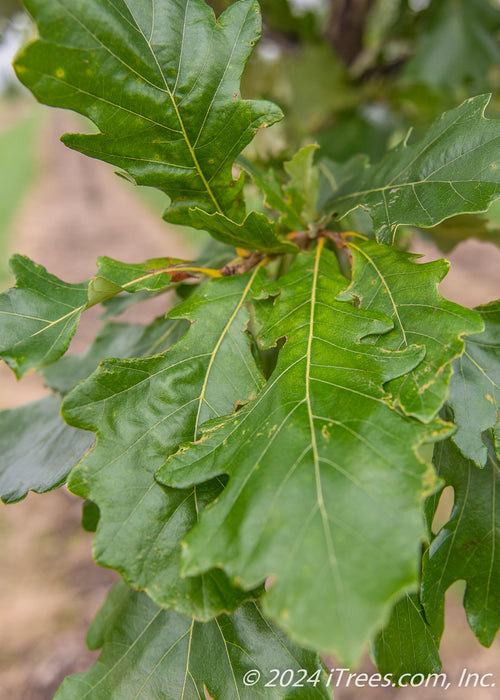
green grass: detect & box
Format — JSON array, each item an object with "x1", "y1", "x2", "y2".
[{"x1": 0, "y1": 103, "x2": 44, "y2": 288}]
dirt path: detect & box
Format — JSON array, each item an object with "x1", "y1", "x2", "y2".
[{"x1": 0, "y1": 108, "x2": 499, "y2": 699}]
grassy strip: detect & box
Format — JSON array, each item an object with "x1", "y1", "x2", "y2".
[{"x1": 0, "y1": 103, "x2": 44, "y2": 288}]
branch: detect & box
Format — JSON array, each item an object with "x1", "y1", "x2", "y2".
[{"x1": 325, "y1": 0, "x2": 376, "y2": 67}]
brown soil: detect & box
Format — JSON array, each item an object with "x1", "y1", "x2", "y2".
[{"x1": 1, "y1": 106, "x2": 500, "y2": 699}]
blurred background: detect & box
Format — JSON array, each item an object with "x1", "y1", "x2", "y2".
[{"x1": 0, "y1": 0, "x2": 499, "y2": 697}]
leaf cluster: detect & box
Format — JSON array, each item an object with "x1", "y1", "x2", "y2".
[{"x1": 1, "y1": 0, "x2": 500, "y2": 696}]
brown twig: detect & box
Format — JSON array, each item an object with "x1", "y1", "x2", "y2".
[
  {"x1": 221, "y1": 252, "x2": 266, "y2": 277},
  {"x1": 287, "y1": 230, "x2": 314, "y2": 250},
  {"x1": 324, "y1": 0, "x2": 376, "y2": 67}
]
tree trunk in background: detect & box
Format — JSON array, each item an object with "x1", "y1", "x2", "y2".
[{"x1": 326, "y1": 0, "x2": 375, "y2": 66}]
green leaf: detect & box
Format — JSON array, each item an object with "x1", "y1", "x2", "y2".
[
  {"x1": 55, "y1": 583, "x2": 330, "y2": 700},
  {"x1": 338, "y1": 237, "x2": 483, "y2": 422},
  {"x1": 42, "y1": 317, "x2": 188, "y2": 395},
  {"x1": 16, "y1": 0, "x2": 283, "y2": 226},
  {"x1": 448, "y1": 300, "x2": 500, "y2": 466},
  {"x1": 316, "y1": 155, "x2": 369, "y2": 215},
  {"x1": 419, "y1": 214, "x2": 500, "y2": 253},
  {"x1": 238, "y1": 155, "x2": 305, "y2": 231},
  {"x1": 158, "y1": 243, "x2": 451, "y2": 663},
  {"x1": 324, "y1": 95, "x2": 500, "y2": 244},
  {"x1": 189, "y1": 209, "x2": 298, "y2": 254},
  {"x1": 0, "y1": 395, "x2": 93, "y2": 504},
  {"x1": 283, "y1": 144, "x2": 320, "y2": 224},
  {"x1": 0, "y1": 255, "x2": 184, "y2": 378},
  {"x1": 405, "y1": 0, "x2": 500, "y2": 91},
  {"x1": 238, "y1": 145, "x2": 324, "y2": 231},
  {"x1": 422, "y1": 433, "x2": 500, "y2": 647},
  {"x1": 372, "y1": 593, "x2": 442, "y2": 682},
  {"x1": 99, "y1": 288, "x2": 167, "y2": 319},
  {"x1": 89, "y1": 255, "x2": 183, "y2": 304},
  {"x1": 317, "y1": 112, "x2": 396, "y2": 167},
  {"x1": 62, "y1": 271, "x2": 266, "y2": 618},
  {"x1": 0, "y1": 256, "x2": 90, "y2": 378}
]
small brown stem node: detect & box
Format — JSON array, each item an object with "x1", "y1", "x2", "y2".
[{"x1": 221, "y1": 252, "x2": 266, "y2": 277}]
